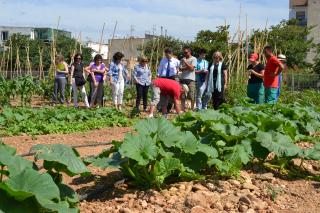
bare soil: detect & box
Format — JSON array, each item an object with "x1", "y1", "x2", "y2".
[{"x1": 2, "y1": 127, "x2": 320, "y2": 213}]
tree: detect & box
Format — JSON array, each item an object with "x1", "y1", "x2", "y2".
[
  {"x1": 251, "y1": 19, "x2": 314, "y2": 68},
  {"x1": 189, "y1": 25, "x2": 230, "y2": 60}
]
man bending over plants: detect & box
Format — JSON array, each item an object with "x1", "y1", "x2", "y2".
[{"x1": 148, "y1": 78, "x2": 186, "y2": 118}]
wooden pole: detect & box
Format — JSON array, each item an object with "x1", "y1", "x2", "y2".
[
  {"x1": 108, "y1": 21, "x2": 118, "y2": 65},
  {"x1": 98, "y1": 22, "x2": 106, "y2": 54}
]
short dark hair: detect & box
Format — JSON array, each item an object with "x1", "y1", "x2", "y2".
[
  {"x1": 74, "y1": 53, "x2": 83, "y2": 61},
  {"x1": 94, "y1": 54, "x2": 103, "y2": 63},
  {"x1": 164, "y1": 48, "x2": 173, "y2": 54},
  {"x1": 183, "y1": 46, "x2": 192, "y2": 53},
  {"x1": 199, "y1": 48, "x2": 207, "y2": 55},
  {"x1": 113, "y1": 52, "x2": 125, "y2": 61},
  {"x1": 263, "y1": 45, "x2": 273, "y2": 52}
]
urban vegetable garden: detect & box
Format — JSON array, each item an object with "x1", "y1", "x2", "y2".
[{"x1": 0, "y1": 19, "x2": 320, "y2": 213}]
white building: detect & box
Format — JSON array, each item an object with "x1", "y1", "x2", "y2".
[
  {"x1": 290, "y1": 0, "x2": 320, "y2": 62},
  {"x1": 87, "y1": 42, "x2": 109, "y2": 60}
]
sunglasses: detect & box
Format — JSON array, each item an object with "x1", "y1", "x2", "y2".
[
  {"x1": 76, "y1": 57, "x2": 82, "y2": 60},
  {"x1": 142, "y1": 60, "x2": 148, "y2": 63},
  {"x1": 183, "y1": 51, "x2": 189, "y2": 54}
]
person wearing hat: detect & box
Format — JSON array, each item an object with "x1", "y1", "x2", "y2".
[
  {"x1": 247, "y1": 53, "x2": 265, "y2": 104},
  {"x1": 148, "y1": 78, "x2": 185, "y2": 118},
  {"x1": 276, "y1": 54, "x2": 287, "y2": 101},
  {"x1": 263, "y1": 46, "x2": 284, "y2": 104}
]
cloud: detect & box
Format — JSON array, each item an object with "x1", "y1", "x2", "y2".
[{"x1": 0, "y1": 0, "x2": 288, "y2": 42}]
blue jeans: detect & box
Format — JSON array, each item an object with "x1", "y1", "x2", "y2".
[
  {"x1": 196, "y1": 78, "x2": 206, "y2": 110},
  {"x1": 276, "y1": 73, "x2": 282, "y2": 101}
]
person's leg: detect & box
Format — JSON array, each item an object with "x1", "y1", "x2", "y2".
[
  {"x1": 135, "y1": 84, "x2": 143, "y2": 110},
  {"x1": 257, "y1": 83, "x2": 265, "y2": 104},
  {"x1": 71, "y1": 78, "x2": 78, "y2": 107},
  {"x1": 276, "y1": 74, "x2": 282, "y2": 101},
  {"x1": 213, "y1": 89, "x2": 224, "y2": 110},
  {"x1": 96, "y1": 82, "x2": 104, "y2": 106},
  {"x1": 161, "y1": 96, "x2": 169, "y2": 117},
  {"x1": 188, "y1": 81, "x2": 196, "y2": 111},
  {"x1": 196, "y1": 79, "x2": 202, "y2": 110},
  {"x1": 202, "y1": 92, "x2": 212, "y2": 110},
  {"x1": 90, "y1": 81, "x2": 98, "y2": 107},
  {"x1": 111, "y1": 82, "x2": 119, "y2": 106},
  {"x1": 59, "y1": 78, "x2": 66, "y2": 104},
  {"x1": 80, "y1": 85, "x2": 90, "y2": 108},
  {"x1": 247, "y1": 83, "x2": 255, "y2": 103},
  {"x1": 149, "y1": 86, "x2": 160, "y2": 117},
  {"x1": 117, "y1": 80, "x2": 125, "y2": 109},
  {"x1": 52, "y1": 78, "x2": 59, "y2": 103},
  {"x1": 265, "y1": 87, "x2": 278, "y2": 104},
  {"x1": 143, "y1": 85, "x2": 149, "y2": 111}
]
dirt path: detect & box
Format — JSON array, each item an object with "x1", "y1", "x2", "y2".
[
  {"x1": 1, "y1": 126, "x2": 131, "y2": 156},
  {"x1": 2, "y1": 127, "x2": 320, "y2": 213}
]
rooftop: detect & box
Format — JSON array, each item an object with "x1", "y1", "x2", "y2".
[{"x1": 290, "y1": 0, "x2": 308, "y2": 7}]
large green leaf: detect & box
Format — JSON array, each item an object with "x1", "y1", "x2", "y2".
[
  {"x1": 210, "y1": 123, "x2": 249, "y2": 142},
  {"x1": 119, "y1": 133, "x2": 158, "y2": 166},
  {"x1": 91, "y1": 152, "x2": 125, "y2": 169},
  {"x1": 0, "y1": 169, "x2": 60, "y2": 201},
  {"x1": 134, "y1": 118, "x2": 181, "y2": 147},
  {"x1": 256, "y1": 131, "x2": 301, "y2": 157},
  {"x1": 0, "y1": 142, "x2": 16, "y2": 156},
  {"x1": 303, "y1": 143, "x2": 320, "y2": 160},
  {"x1": 0, "y1": 191, "x2": 39, "y2": 213},
  {"x1": 31, "y1": 144, "x2": 90, "y2": 176},
  {"x1": 0, "y1": 143, "x2": 34, "y2": 177},
  {"x1": 153, "y1": 157, "x2": 181, "y2": 187},
  {"x1": 175, "y1": 131, "x2": 199, "y2": 154}
]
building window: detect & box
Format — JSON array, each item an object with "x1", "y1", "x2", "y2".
[
  {"x1": 1, "y1": 31, "x2": 9, "y2": 41},
  {"x1": 296, "y1": 11, "x2": 307, "y2": 26}
]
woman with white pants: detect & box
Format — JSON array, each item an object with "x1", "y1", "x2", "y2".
[
  {"x1": 108, "y1": 52, "x2": 128, "y2": 110},
  {"x1": 70, "y1": 53, "x2": 89, "y2": 108}
]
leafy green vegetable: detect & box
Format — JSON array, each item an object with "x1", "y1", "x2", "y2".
[{"x1": 31, "y1": 144, "x2": 90, "y2": 177}]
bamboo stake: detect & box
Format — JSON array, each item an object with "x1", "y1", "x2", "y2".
[
  {"x1": 38, "y1": 45, "x2": 44, "y2": 80},
  {"x1": 98, "y1": 22, "x2": 106, "y2": 54},
  {"x1": 108, "y1": 21, "x2": 118, "y2": 65},
  {"x1": 26, "y1": 42, "x2": 32, "y2": 76}
]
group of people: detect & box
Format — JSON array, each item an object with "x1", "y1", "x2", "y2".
[
  {"x1": 52, "y1": 52, "x2": 129, "y2": 110},
  {"x1": 247, "y1": 46, "x2": 286, "y2": 104},
  {"x1": 51, "y1": 44, "x2": 285, "y2": 117}
]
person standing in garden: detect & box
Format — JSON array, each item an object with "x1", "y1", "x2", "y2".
[
  {"x1": 179, "y1": 47, "x2": 197, "y2": 111},
  {"x1": 203, "y1": 51, "x2": 228, "y2": 110},
  {"x1": 247, "y1": 53, "x2": 265, "y2": 104},
  {"x1": 52, "y1": 55, "x2": 69, "y2": 104},
  {"x1": 148, "y1": 78, "x2": 184, "y2": 118},
  {"x1": 108, "y1": 52, "x2": 128, "y2": 110},
  {"x1": 133, "y1": 56, "x2": 152, "y2": 112},
  {"x1": 157, "y1": 48, "x2": 180, "y2": 80},
  {"x1": 85, "y1": 54, "x2": 107, "y2": 108},
  {"x1": 70, "y1": 53, "x2": 90, "y2": 108},
  {"x1": 263, "y1": 46, "x2": 284, "y2": 104},
  {"x1": 276, "y1": 54, "x2": 287, "y2": 101},
  {"x1": 195, "y1": 48, "x2": 209, "y2": 110}
]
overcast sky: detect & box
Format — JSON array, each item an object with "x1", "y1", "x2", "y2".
[{"x1": 0, "y1": 0, "x2": 289, "y2": 42}]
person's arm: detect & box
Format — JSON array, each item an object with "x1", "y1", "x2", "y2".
[
  {"x1": 132, "y1": 66, "x2": 139, "y2": 84},
  {"x1": 223, "y1": 69, "x2": 228, "y2": 90},
  {"x1": 174, "y1": 98, "x2": 181, "y2": 114},
  {"x1": 157, "y1": 59, "x2": 164, "y2": 77},
  {"x1": 70, "y1": 65, "x2": 75, "y2": 84},
  {"x1": 180, "y1": 58, "x2": 195, "y2": 71},
  {"x1": 94, "y1": 65, "x2": 106, "y2": 74},
  {"x1": 274, "y1": 58, "x2": 284, "y2": 75},
  {"x1": 250, "y1": 69, "x2": 265, "y2": 79}
]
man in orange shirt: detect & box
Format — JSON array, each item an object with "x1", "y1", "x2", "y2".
[{"x1": 263, "y1": 46, "x2": 284, "y2": 104}]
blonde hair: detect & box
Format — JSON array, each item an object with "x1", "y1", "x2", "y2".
[
  {"x1": 55, "y1": 55, "x2": 65, "y2": 65},
  {"x1": 213, "y1": 51, "x2": 223, "y2": 61}
]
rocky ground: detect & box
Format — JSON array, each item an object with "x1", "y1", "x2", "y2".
[{"x1": 2, "y1": 127, "x2": 320, "y2": 213}]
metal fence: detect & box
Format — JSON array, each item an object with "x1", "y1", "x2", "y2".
[{"x1": 286, "y1": 73, "x2": 320, "y2": 91}]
